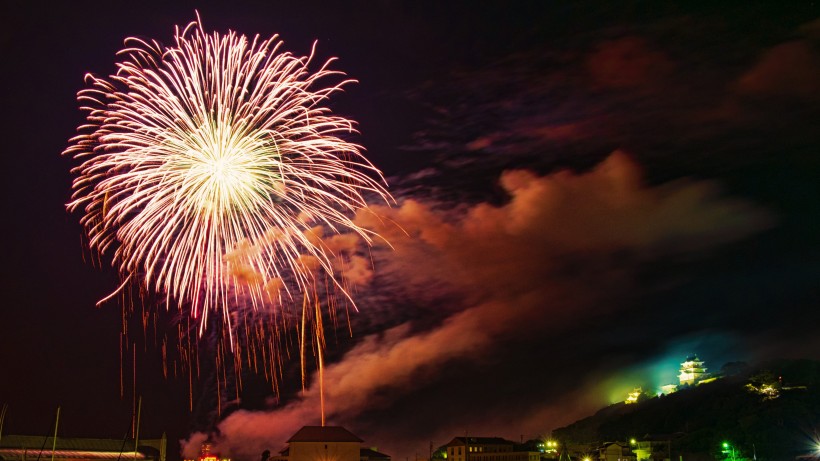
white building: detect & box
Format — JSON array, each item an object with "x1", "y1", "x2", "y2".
[{"x1": 272, "y1": 426, "x2": 390, "y2": 461}]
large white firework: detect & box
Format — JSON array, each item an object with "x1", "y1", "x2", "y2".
[{"x1": 65, "y1": 15, "x2": 389, "y2": 334}]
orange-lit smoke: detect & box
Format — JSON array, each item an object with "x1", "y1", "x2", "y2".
[{"x1": 182, "y1": 151, "x2": 773, "y2": 460}]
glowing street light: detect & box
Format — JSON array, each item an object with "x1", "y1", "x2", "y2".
[
  {"x1": 721, "y1": 442, "x2": 736, "y2": 461},
  {"x1": 540, "y1": 440, "x2": 558, "y2": 454}
]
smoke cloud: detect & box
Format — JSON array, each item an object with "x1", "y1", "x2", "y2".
[{"x1": 182, "y1": 151, "x2": 772, "y2": 460}]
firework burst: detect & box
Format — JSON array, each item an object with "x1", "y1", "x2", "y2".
[{"x1": 65, "y1": 14, "x2": 390, "y2": 347}]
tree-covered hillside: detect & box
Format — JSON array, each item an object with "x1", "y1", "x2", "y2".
[{"x1": 552, "y1": 359, "x2": 820, "y2": 461}]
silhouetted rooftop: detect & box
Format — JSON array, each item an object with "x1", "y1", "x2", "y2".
[
  {"x1": 287, "y1": 426, "x2": 363, "y2": 443},
  {"x1": 445, "y1": 437, "x2": 515, "y2": 447},
  {"x1": 360, "y1": 447, "x2": 390, "y2": 460}
]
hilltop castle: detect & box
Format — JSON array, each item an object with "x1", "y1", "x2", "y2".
[
  {"x1": 678, "y1": 355, "x2": 708, "y2": 386},
  {"x1": 624, "y1": 355, "x2": 717, "y2": 403}
]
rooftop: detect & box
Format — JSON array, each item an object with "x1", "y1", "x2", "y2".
[
  {"x1": 360, "y1": 448, "x2": 391, "y2": 459},
  {"x1": 0, "y1": 435, "x2": 164, "y2": 453},
  {"x1": 445, "y1": 437, "x2": 515, "y2": 447},
  {"x1": 287, "y1": 426, "x2": 363, "y2": 443},
  {"x1": 0, "y1": 435, "x2": 165, "y2": 461}
]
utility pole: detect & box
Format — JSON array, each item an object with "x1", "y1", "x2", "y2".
[
  {"x1": 50, "y1": 407, "x2": 60, "y2": 461},
  {"x1": 0, "y1": 404, "x2": 8, "y2": 446}
]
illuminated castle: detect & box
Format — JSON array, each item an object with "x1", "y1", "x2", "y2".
[
  {"x1": 678, "y1": 355, "x2": 707, "y2": 386},
  {"x1": 625, "y1": 387, "x2": 642, "y2": 404},
  {"x1": 624, "y1": 354, "x2": 718, "y2": 402}
]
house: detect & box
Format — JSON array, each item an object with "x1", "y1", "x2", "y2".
[
  {"x1": 632, "y1": 436, "x2": 671, "y2": 461},
  {"x1": 597, "y1": 442, "x2": 635, "y2": 461},
  {"x1": 444, "y1": 437, "x2": 540, "y2": 461},
  {"x1": 272, "y1": 426, "x2": 390, "y2": 461}
]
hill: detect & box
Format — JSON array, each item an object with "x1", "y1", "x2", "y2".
[{"x1": 552, "y1": 359, "x2": 820, "y2": 461}]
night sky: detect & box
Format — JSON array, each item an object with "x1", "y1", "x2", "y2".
[{"x1": 1, "y1": 2, "x2": 819, "y2": 461}]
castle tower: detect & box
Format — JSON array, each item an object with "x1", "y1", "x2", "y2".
[
  {"x1": 678, "y1": 355, "x2": 707, "y2": 386},
  {"x1": 625, "y1": 387, "x2": 642, "y2": 404}
]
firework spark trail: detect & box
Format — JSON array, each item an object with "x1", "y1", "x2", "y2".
[{"x1": 65, "y1": 13, "x2": 390, "y2": 363}]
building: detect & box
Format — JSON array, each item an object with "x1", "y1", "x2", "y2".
[
  {"x1": 658, "y1": 384, "x2": 677, "y2": 396},
  {"x1": 678, "y1": 356, "x2": 708, "y2": 386},
  {"x1": 272, "y1": 426, "x2": 390, "y2": 461},
  {"x1": 444, "y1": 438, "x2": 540, "y2": 461},
  {"x1": 561, "y1": 443, "x2": 597, "y2": 461},
  {"x1": 632, "y1": 437, "x2": 670, "y2": 461},
  {"x1": 625, "y1": 388, "x2": 643, "y2": 404},
  {"x1": 0, "y1": 435, "x2": 166, "y2": 461},
  {"x1": 597, "y1": 442, "x2": 635, "y2": 461},
  {"x1": 652, "y1": 355, "x2": 715, "y2": 396}
]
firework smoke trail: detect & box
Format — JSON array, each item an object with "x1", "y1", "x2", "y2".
[{"x1": 64, "y1": 14, "x2": 391, "y2": 403}]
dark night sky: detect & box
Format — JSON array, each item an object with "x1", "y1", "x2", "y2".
[{"x1": 1, "y1": 2, "x2": 819, "y2": 461}]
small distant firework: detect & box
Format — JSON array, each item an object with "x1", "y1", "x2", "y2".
[{"x1": 64, "y1": 13, "x2": 389, "y2": 401}]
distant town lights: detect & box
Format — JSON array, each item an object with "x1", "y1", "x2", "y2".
[{"x1": 540, "y1": 440, "x2": 558, "y2": 453}]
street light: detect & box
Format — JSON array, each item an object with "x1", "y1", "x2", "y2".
[
  {"x1": 542, "y1": 441, "x2": 558, "y2": 455},
  {"x1": 721, "y1": 442, "x2": 736, "y2": 461}
]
